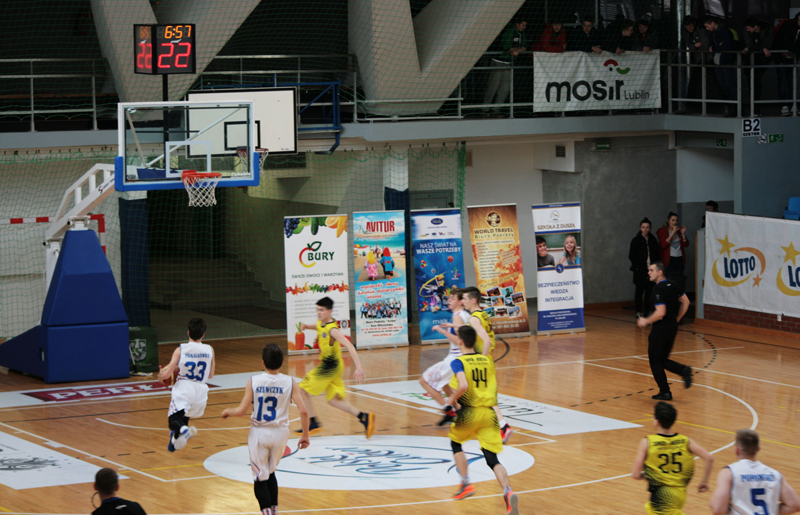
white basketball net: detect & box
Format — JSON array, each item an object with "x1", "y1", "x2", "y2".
[
  {"x1": 182, "y1": 172, "x2": 222, "y2": 207},
  {"x1": 237, "y1": 147, "x2": 269, "y2": 177}
]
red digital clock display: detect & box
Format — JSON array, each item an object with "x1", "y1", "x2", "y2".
[{"x1": 134, "y1": 24, "x2": 196, "y2": 75}]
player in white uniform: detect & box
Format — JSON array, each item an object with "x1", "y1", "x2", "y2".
[
  {"x1": 159, "y1": 318, "x2": 215, "y2": 452},
  {"x1": 418, "y1": 290, "x2": 469, "y2": 424},
  {"x1": 710, "y1": 429, "x2": 800, "y2": 515},
  {"x1": 222, "y1": 344, "x2": 310, "y2": 515}
]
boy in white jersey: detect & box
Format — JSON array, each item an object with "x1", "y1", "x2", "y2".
[
  {"x1": 710, "y1": 429, "x2": 800, "y2": 515},
  {"x1": 159, "y1": 317, "x2": 215, "y2": 452},
  {"x1": 222, "y1": 344, "x2": 310, "y2": 515},
  {"x1": 419, "y1": 289, "x2": 468, "y2": 422}
]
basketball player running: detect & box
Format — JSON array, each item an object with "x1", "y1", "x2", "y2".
[
  {"x1": 447, "y1": 325, "x2": 519, "y2": 514},
  {"x1": 222, "y1": 344, "x2": 311, "y2": 515},
  {"x1": 295, "y1": 297, "x2": 375, "y2": 438},
  {"x1": 420, "y1": 289, "x2": 469, "y2": 418},
  {"x1": 631, "y1": 401, "x2": 714, "y2": 515},
  {"x1": 159, "y1": 317, "x2": 215, "y2": 452},
  {"x1": 637, "y1": 262, "x2": 693, "y2": 400},
  {"x1": 709, "y1": 429, "x2": 800, "y2": 515},
  {"x1": 441, "y1": 286, "x2": 513, "y2": 442}
]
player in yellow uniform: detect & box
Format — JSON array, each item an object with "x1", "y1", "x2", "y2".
[
  {"x1": 446, "y1": 325, "x2": 519, "y2": 515},
  {"x1": 296, "y1": 297, "x2": 375, "y2": 438},
  {"x1": 631, "y1": 401, "x2": 714, "y2": 515},
  {"x1": 442, "y1": 286, "x2": 513, "y2": 442}
]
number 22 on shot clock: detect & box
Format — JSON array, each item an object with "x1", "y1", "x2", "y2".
[{"x1": 133, "y1": 24, "x2": 196, "y2": 75}]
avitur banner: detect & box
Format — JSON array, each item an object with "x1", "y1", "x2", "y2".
[{"x1": 532, "y1": 51, "x2": 660, "y2": 112}]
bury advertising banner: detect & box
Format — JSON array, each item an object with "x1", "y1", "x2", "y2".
[
  {"x1": 284, "y1": 215, "x2": 351, "y2": 355},
  {"x1": 533, "y1": 51, "x2": 660, "y2": 112},
  {"x1": 410, "y1": 208, "x2": 467, "y2": 343},
  {"x1": 704, "y1": 212, "x2": 800, "y2": 318},
  {"x1": 532, "y1": 203, "x2": 585, "y2": 334},
  {"x1": 353, "y1": 211, "x2": 409, "y2": 348},
  {"x1": 467, "y1": 204, "x2": 530, "y2": 336}
]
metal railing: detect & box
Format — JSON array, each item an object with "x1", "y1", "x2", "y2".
[{"x1": 0, "y1": 58, "x2": 113, "y2": 131}]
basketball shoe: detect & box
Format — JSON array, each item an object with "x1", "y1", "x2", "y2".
[
  {"x1": 437, "y1": 405, "x2": 457, "y2": 426},
  {"x1": 452, "y1": 482, "x2": 475, "y2": 500},
  {"x1": 359, "y1": 412, "x2": 376, "y2": 439},
  {"x1": 504, "y1": 490, "x2": 519, "y2": 515},
  {"x1": 501, "y1": 423, "x2": 514, "y2": 444},
  {"x1": 295, "y1": 417, "x2": 323, "y2": 435}
]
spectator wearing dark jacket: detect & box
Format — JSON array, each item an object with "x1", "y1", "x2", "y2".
[
  {"x1": 533, "y1": 20, "x2": 567, "y2": 53},
  {"x1": 705, "y1": 17, "x2": 737, "y2": 116},
  {"x1": 633, "y1": 18, "x2": 659, "y2": 52},
  {"x1": 743, "y1": 17, "x2": 774, "y2": 110},
  {"x1": 677, "y1": 16, "x2": 710, "y2": 113},
  {"x1": 603, "y1": 19, "x2": 636, "y2": 54},
  {"x1": 775, "y1": 13, "x2": 800, "y2": 115},
  {"x1": 629, "y1": 218, "x2": 660, "y2": 317},
  {"x1": 570, "y1": 18, "x2": 602, "y2": 54}
]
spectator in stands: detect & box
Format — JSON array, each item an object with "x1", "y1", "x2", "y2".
[
  {"x1": 776, "y1": 12, "x2": 800, "y2": 116},
  {"x1": 483, "y1": 18, "x2": 527, "y2": 113},
  {"x1": 570, "y1": 17, "x2": 602, "y2": 54},
  {"x1": 706, "y1": 17, "x2": 737, "y2": 117},
  {"x1": 629, "y1": 217, "x2": 660, "y2": 318},
  {"x1": 743, "y1": 17, "x2": 774, "y2": 114},
  {"x1": 603, "y1": 19, "x2": 636, "y2": 54},
  {"x1": 533, "y1": 19, "x2": 567, "y2": 53},
  {"x1": 677, "y1": 16, "x2": 710, "y2": 114},
  {"x1": 633, "y1": 17, "x2": 659, "y2": 52}
]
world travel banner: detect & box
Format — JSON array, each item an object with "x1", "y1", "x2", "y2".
[
  {"x1": 532, "y1": 203, "x2": 585, "y2": 334},
  {"x1": 284, "y1": 215, "x2": 350, "y2": 355},
  {"x1": 410, "y1": 208, "x2": 467, "y2": 343},
  {"x1": 704, "y1": 212, "x2": 800, "y2": 318},
  {"x1": 353, "y1": 211, "x2": 409, "y2": 348},
  {"x1": 533, "y1": 51, "x2": 660, "y2": 112},
  {"x1": 467, "y1": 204, "x2": 530, "y2": 336}
]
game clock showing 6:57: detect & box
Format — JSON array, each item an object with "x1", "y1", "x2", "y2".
[{"x1": 134, "y1": 24, "x2": 196, "y2": 75}]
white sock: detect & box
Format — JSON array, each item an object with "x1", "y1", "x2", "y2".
[
  {"x1": 462, "y1": 475, "x2": 470, "y2": 485},
  {"x1": 499, "y1": 417, "x2": 507, "y2": 428}
]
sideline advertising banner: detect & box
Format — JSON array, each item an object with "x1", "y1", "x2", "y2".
[
  {"x1": 532, "y1": 203, "x2": 585, "y2": 334},
  {"x1": 284, "y1": 215, "x2": 351, "y2": 355},
  {"x1": 353, "y1": 211, "x2": 409, "y2": 348},
  {"x1": 467, "y1": 204, "x2": 530, "y2": 336},
  {"x1": 704, "y1": 212, "x2": 800, "y2": 318},
  {"x1": 410, "y1": 208, "x2": 467, "y2": 343},
  {"x1": 533, "y1": 51, "x2": 661, "y2": 112}
]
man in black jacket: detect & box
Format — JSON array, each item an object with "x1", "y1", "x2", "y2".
[
  {"x1": 570, "y1": 17, "x2": 602, "y2": 54},
  {"x1": 776, "y1": 13, "x2": 800, "y2": 115},
  {"x1": 677, "y1": 16, "x2": 710, "y2": 114},
  {"x1": 603, "y1": 19, "x2": 636, "y2": 54},
  {"x1": 629, "y1": 217, "x2": 660, "y2": 317},
  {"x1": 744, "y1": 17, "x2": 774, "y2": 112},
  {"x1": 705, "y1": 17, "x2": 737, "y2": 117}
]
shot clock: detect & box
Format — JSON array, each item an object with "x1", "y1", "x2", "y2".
[{"x1": 134, "y1": 24, "x2": 196, "y2": 74}]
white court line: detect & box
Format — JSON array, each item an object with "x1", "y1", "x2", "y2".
[
  {"x1": 630, "y1": 357, "x2": 800, "y2": 389},
  {"x1": 346, "y1": 390, "x2": 442, "y2": 414},
  {"x1": 0, "y1": 421, "x2": 167, "y2": 483},
  {"x1": 95, "y1": 417, "x2": 301, "y2": 431}
]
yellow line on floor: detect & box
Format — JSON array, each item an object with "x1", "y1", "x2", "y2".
[
  {"x1": 141, "y1": 463, "x2": 205, "y2": 472},
  {"x1": 629, "y1": 418, "x2": 653, "y2": 423},
  {"x1": 677, "y1": 421, "x2": 800, "y2": 450},
  {"x1": 0, "y1": 506, "x2": 15, "y2": 513}
]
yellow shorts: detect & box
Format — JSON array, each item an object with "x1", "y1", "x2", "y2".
[
  {"x1": 645, "y1": 486, "x2": 686, "y2": 515},
  {"x1": 448, "y1": 406, "x2": 502, "y2": 454},
  {"x1": 299, "y1": 357, "x2": 345, "y2": 402}
]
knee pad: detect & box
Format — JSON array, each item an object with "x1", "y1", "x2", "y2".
[
  {"x1": 451, "y1": 440, "x2": 463, "y2": 454},
  {"x1": 482, "y1": 448, "x2": 500, "y2": 470}
]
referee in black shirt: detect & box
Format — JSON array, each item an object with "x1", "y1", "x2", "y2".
[{"x1": 636, "y1": 261, "x2": 693, "y2": 400}]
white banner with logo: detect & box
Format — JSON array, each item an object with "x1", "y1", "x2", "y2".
[
  {"x1": 704, "y1": 212, "x2": 800, "y2": 317},
  {"x1": 533, "y1": 51, "x2": 661, "y2": 112},
  {"x1": 284, "y1": 215, "x2": 351, "y2": 355},
  {"x1": 532, "y1": 203, "x2": 585, "y2": 334}
]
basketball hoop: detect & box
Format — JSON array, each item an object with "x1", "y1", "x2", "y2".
[
  {"x1": 237, "y1": 146, "x2": 269, "y2": 177},
  {"x1": 182, "y1": 170, "x2": 222, "y2": 207}
]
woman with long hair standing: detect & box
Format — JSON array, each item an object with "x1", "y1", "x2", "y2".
[
  {"x1": 656, "y1": 212, "x2": 689, "y2": 276},
  {"x1": 629, "y1": 218, "x2": 660, "y2": 317}
]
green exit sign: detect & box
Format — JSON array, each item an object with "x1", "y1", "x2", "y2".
[
  {"x1": 716, "y1": 139, "x2": 728, "y2": 147},
  {"x1": 592, "y1": 141, "x2": 612, "y2": 151},
  {"x1": 768, "y1": 134, "x2": 784, "y2": 143}
]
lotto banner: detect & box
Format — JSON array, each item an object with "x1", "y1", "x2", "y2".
[
  {"x1": 532, "y1": 203, "x2": 585, "y2": 334},
  {"x1": 704, "y1": 212, "x2": 800, "y2": 318},
  {"x1": 353, "y1": 211, "x2": 409, "y2": 348},
  {"x1": 284, "y1": 215, "x2": 350, "y2": 355},
  {"x1": 533, "y1": 51, "x2": 661, "y2": 112},
  {"x1": 467, "y1": 204, "x2": 530, "y2": 336},
  {"x1": 410, "y1": 209, "x2": 467, "y2": 343}
]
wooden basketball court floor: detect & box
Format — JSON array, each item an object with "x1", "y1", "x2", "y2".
[{"x1": 1, "y1": 307, "x2": 799, "y2": 515}]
